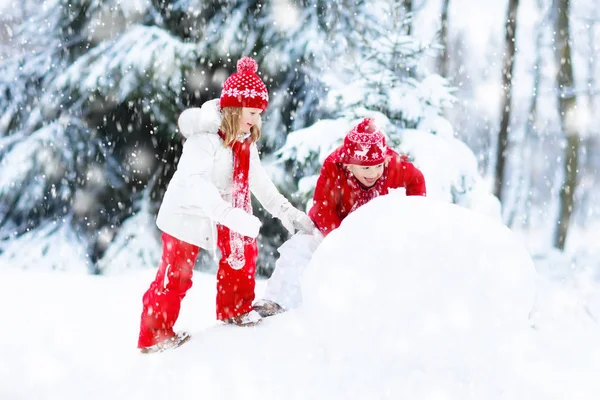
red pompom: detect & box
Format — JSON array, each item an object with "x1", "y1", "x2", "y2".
[
  {"x1": 357, "y1": 118, "x2": 377, "y2": 133},
  {"x1": 237, "y1": 57, "x2": 258, "y2": 74}
]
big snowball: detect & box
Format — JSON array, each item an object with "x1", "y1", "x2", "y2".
[{"x1": 301, "y1": 194, "x2": 536, "y2": 385}]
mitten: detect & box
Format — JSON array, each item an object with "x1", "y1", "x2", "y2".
[
  {"x1": 278, "y1": 202, "x2": 316, "y2": 235},
  {"x1": 219, "y1": 207, "x2": 262, "y2": 238}
]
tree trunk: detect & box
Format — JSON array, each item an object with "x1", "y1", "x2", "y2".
[
  {"x1": 506, "y1": 5, "x2": 544, "y2": 228},
  {"x1": 553, "y1": 0, "x2": 580, "y2": 250},
  {"x1": 438, "y1": 0, "x2": 451, "y2": 78},
  {"x1": 587, "y1": 22, "x2": 597, "y2": 110},
  {"x1": 578, "y1": 19, "x2": 597, "y2": 226},
  {"x1": 493, "y1": 0, "x2": 520, "y2": 204},
  {"x1": 403, "y1": 0, "x2": 413, "y2": 35}
]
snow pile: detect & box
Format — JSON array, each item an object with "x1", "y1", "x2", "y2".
[
  {"x1": 97, "y1": 198, "x2": 162, "y2": 274},
  {"x1": 398, "y1": 128, "x2": 501, "y2": 220},
  {"x1": 275, "y1": 118, "x2": 350, "y2": 165},
  {"x1": 301, "y1": 194, "x2": 536, "y2": 397},
  {"x1": 0, "y1": 221, "x2": 91, "y2": 272},
  {"x1": 2, "y1": 194, "x2": 599, "y2": 399}
]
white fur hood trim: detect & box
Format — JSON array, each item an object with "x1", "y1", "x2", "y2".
[{"x1": 177, "y1": 99, "x2": 222, "y2": 138}]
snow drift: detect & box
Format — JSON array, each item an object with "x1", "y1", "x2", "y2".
[
  {"x1": 5, "y1": 192, "x2": 600, "y2": 400},
  {"x1": 300, "y1": 193, "x2": 537, "y2": 397}
]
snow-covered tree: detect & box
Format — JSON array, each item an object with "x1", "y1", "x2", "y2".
[
  {"x1": 270, "y1": 1, "x2": 499, "y2": 230},
  {"x1": 0, "y1": 0, "x2": 337, "y2": 273}
]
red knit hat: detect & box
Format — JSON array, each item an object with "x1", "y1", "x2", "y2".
[
  {"x1": 339, "y1": 118, "x2": 388, "y2": 166},
  {"x1": 219, "y1": 57, "x2": 269, "y2": 111}
]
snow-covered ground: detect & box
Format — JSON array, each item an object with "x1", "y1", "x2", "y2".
[{"x1": 2, "y1": 194, "x2": 600, "y2": 400}]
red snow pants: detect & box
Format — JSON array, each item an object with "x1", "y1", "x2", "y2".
[{"x1": 137, "y1": 230, "x2": 258, "y2": 348}]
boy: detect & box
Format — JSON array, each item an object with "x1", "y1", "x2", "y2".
[{"x1": 254, "y1": 118, "x2": 426, "y2": 317}]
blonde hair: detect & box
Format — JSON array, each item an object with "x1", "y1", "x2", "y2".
[{"x1": 219, "y1": 107, "x2": 261, "y2": 147}]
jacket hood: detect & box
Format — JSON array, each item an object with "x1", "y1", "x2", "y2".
[{"x1": 178, "y1": 98, "x2": 222, "y2": 139}]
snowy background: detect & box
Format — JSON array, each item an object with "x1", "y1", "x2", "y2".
[
  {"x1": 1, "y1": 0, "x2": 599, "y2": 398},
  {"x1": 1, "y1": 0, "x2": 598, "y2": 274}
]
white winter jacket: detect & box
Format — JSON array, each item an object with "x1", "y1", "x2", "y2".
[{"x1": 156, "y1": 99, "x2": 290, "y2": 252}]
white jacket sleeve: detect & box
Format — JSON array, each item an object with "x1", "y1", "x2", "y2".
[
  {"x1": 176, "y1": 135, "x2": 231, "y2": 221},
  {"x1": 249, "y1": 144, "x2": 289, "y2": 217}
]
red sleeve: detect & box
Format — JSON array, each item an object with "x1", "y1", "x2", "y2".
[
  {"x1": 401, "y1": 161, "x2": 427, "y2": 196},
  {"x1": 308, "y1": 157, "x2": 343, "y2": 236}
]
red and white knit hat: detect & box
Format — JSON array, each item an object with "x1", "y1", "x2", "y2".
[
  {"x1": 339, "y1": 118, "x2": 388, "y2": 166},
  {"x1": 220, "y1": 57, "x2": 269, "y2": 111}
]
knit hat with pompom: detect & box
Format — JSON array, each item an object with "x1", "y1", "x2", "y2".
[
  {"x1": 219, "y1": 57, "x2": 269, "y2": 111},
  {"x1": 339, "y1": 118, "x2": 389, "y2": 166}
]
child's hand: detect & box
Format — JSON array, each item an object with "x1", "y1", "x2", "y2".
[
  {"x1": 278, "y1": 203, "x2": 315, "y2": 235},
  {"x1": 292, "y1": 211, "x2": 316, "y2": 234},
  {"x1": 221, "y1": 208, "x2": 262, "y2": 238}
]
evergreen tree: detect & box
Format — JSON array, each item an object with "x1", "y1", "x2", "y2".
[
  {"x1": 0, "y1": 0, "x2": 330, "y2": 273},
  {"x1": 275, "y1": 1, "x2": 459, "y2": 210},
  {"x1": 0, "y1": 0, "x2": 469, "y2": 274}
]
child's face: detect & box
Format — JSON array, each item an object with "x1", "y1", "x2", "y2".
[
  {"x1": 239, "y1": 107, "x2": 263, "y2": 133},
  {"x1": 347, "y1": 162, "x2": 385, "y2": 187}
]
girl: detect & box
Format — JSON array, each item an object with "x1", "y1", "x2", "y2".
[
  {"x1": 137, "y1": 57, "x2": 314, "y2": 354},
  {"x1": 254, "y1": 118, "x2": 426, "y2": 317}
]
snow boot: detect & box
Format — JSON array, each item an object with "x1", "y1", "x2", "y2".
[
  {"x1": 139, "y1": 331, "x2": 191, "y2": 354},
  {"x1": 225, "y1": 310, "x2": 262, "y2": 327},
  {"x1": 253, "y1": 299, "x2": 285, "y2": 318}
]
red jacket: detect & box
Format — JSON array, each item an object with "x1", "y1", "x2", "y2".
[{"x1": 308, "y1": 146, "x2": 426, "y2": 236}]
